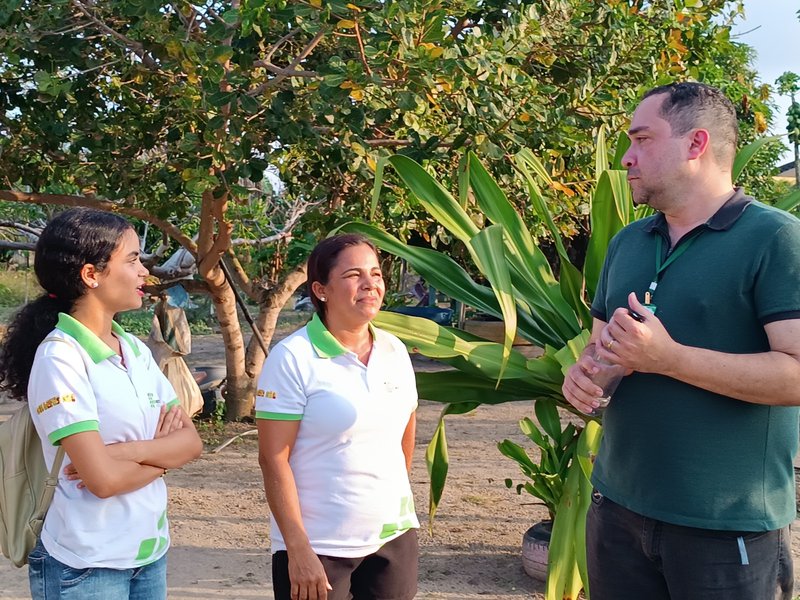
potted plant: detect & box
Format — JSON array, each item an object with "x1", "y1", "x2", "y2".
[
  {"x1": 497, "y1": 399, "x2": 602, "y2": 590},
  {"x1": 498, "y1": 399, "x2": 578, "y2": 580}
]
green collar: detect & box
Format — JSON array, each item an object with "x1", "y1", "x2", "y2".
[
  {"x1": 306, "y1": 312, "x2": 377, "y2": 359},
  {"x1": 55, "y1": 313, "x2": 141, "y2": 363}
]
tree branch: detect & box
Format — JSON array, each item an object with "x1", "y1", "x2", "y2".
[
  {"x1": 230, "y1": 232, "x2": 291, "y2": 246},
  {"x1": 353, "y1": 22, "x2": 373, "y2": 77},
  {"x1": 223, "y1": 252, "x2": 256, "y2": 301},
  {"x1": 449, "y1": 17, "x2": 475, "y2": 40},
  {"x1": 0, "y1": 241, "x2": 36, "y2": 251},
  {"x1": 196, "y1": 189, "x2": 232, "y2": 280},
  {"x1": 263, "y1": 28, "x2": 300, "y2": 63},
  {"x1": 0, "y1": 190, "x2": 197, "y2": 254},
  {"x1": 143, "y1": 278, "x2": 210, "y2": 297},
  {"x1": 71, "y1": 0, "x2": 160, "y2": 71},
  {"x1": 0, "y1": 221, "x2": 43, "y2": 239},
  {"x1": 244, "y1": 262, "x2": 308, "y2": 376},
  {"x1": 249, "y1": 29, "x2": 325, "y2": 95}
]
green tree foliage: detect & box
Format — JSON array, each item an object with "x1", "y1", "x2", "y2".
[{"x1": 0, "y1": 1, "x2": 780, "y2": 232}]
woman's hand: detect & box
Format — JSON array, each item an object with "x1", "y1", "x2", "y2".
[
  {"x1": 154, "y1": 404, "x2": 185, "y2": 438},
  {"x1": 288, "y1": 545, "x2": 333, "y2": 600},
  {"x1": 63, "y1": 462, "x2": 86, "y2": 488}
]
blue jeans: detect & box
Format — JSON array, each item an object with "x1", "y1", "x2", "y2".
[{"x1": 28, "y1": 539, "x2": 167, "y2": 600}]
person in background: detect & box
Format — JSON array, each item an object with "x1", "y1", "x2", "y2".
[
  {"x1": 563, "y1": 82, "x2": 800, "y2": 600},
  {"x1": 0, "y1": 208, "x2": 203, "y2": 600},
  {"x1": 257, "y1": 233, "x2": 419, "y2": 600}
]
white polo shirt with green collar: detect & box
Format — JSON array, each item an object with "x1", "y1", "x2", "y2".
[
  {"x1": 256, "y1": 313, "x2": 419, "y2": 558},
  {"x1": 27, "y1": 313, "x2": 180, "y2": 569}
]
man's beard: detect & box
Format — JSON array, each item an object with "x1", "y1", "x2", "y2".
[
  {"x1": 631, "y1": 188, "x2": 652, "y2": 207},
  {"x1": 630, "y1": 184, "x2": 665, "y2": 210}
]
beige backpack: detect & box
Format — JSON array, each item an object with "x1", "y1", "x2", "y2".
[{"x1": 0, "y1": 402, "x2": 64, "y2": 567}]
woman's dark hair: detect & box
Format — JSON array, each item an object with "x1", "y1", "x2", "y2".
[
  {"x1": 306, "y1": 233, "x2": 378, "y2": 320},
  {"x1": 0, "y1": 208, "x2": 132, "y2": 400}
]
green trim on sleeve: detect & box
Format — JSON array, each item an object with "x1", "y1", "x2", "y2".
[
  {"x1": 166, "y1": 398, "x2": 180, "y2": 409},
  {"x1": 255, "y1": 411, "x2": 303, "y2": 421},
  {"x1": 48, "y1": 420, "x2": 100, "y2": 445}
]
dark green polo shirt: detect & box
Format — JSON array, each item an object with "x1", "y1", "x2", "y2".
[{"x1": 591, "y1": 190, "x2": 800, "y2": 531}]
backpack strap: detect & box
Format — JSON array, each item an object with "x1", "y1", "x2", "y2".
[{"x1": 38, "y1": 447, "x2": 65, "y2": 508}]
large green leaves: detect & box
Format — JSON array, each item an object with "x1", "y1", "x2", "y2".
[
  {"x1": 392, "y1": 152, "x2": 583, "y2": 347},
  {"x1": 467, "y1": 225, "x2": 517, "y2": 382},
  {"x1": 733, "y1": 135, "x2": 782, "y2": 183},
  {"x1": 425, "y1": 415, "x2": 449, "y2": 525},
  {"x1": 374, "y1": 311, "x2": 566, "y2": 389},
  {"x1": 498, "y1": 401, "x2": 579, "y2": 520},
  {"x1": 426, "y1": 402, "x2": 480, "y2": 526},
  {"x1": 546, "y1": 422, "x2": 602, "y2": 600},
  {"x1": 774, "y1": 187, "x2": 800, "y2": 213},
  {"x1": 514, "y1": 150, "x2": 589, "y2": 328},
  {"x1": 583, "y1": 169, "x2": 633, "y2": 299},
  {"x1": 387, "y1": 154, "x2": 479, "y2": 243}
]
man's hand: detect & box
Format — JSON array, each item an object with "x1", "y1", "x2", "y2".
[
  {"x1": 288, "y1": 545, "x2": 333, "y2": 600},
  {"x1": 562, "y1": 344, "x2": 605, "y2": 415},
  {"x1": 597, "y1": 292, "x2": 677, "y2": 374}
]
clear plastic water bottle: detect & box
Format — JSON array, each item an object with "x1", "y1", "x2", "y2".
[{"x1": 590, "y1": 345, "x2": 627, "y2": 414}]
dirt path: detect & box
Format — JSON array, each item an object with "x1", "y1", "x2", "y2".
[{"x1": 2, "y1": 333, "x2": 799, "y2": 599}]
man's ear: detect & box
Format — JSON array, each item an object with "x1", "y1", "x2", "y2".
[{"x1": 687, "y1": 128, "x2": 711, "y2": 160}]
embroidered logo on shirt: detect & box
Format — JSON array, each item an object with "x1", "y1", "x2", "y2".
[
  {"x1": 36, "y1": 393, "x2": 76, "y2": 414},
  {"x1": 256, "y1": 389, "x2": 277, "y2": 399},
  {"x1": 147, "y1": 392, "x2": 159, "y2": 408}
]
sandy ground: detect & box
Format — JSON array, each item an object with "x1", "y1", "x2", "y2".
[{"x1": 2, "y1": 333, "x2": 800, "y2": 599}]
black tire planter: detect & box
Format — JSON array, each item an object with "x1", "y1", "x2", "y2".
[{"x1": 522, "y1": 520, "x2": 552, "y2": 581}]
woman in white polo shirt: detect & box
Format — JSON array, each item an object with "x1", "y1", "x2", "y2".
[
  {"x1": 257, "y1": 234, "x2": 419, "y2": 600},
  {"x1": 0, "y1": 208, "x2": 203, "y2": 599}
]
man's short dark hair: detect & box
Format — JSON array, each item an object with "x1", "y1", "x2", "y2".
[{"x1": 643, "y1": 82, "x2": 738, "y2": 168}]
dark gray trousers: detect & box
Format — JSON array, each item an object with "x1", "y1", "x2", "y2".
[{"x1": 586, "y1": 490, "x2": 793, "y2": 600}]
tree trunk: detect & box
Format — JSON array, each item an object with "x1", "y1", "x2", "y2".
[
  {"x1": 238, "y1": 263, "x2": 309, "y2": 416},
  {"x1": 207, "y1": 262, "x2": 307, "y2": 421},
  {"x1": 794, "y1": 140, "x2": 799, "y2": 189},
  {"x1": 195, "y1": 189, "x2": 256, "y2": 420},
  {"x1": 200, "y1": 263, "x2": 252, "y2": 420}
]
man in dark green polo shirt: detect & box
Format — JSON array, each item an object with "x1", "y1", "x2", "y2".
[{"x1": 563, "y1": 82, "x2": 800, "y2": 600}]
